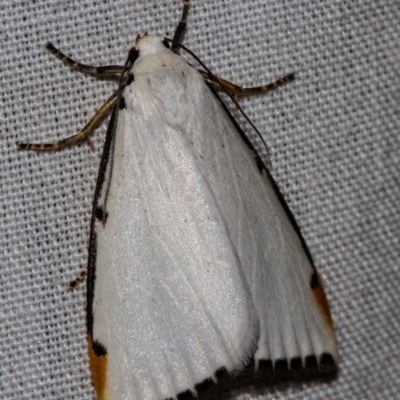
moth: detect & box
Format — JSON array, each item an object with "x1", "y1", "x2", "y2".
[{"x1": 18, "y1": 1, "x2": 337, "y2": 399}]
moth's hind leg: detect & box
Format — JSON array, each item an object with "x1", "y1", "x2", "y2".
[
  {"x1": 45, "y1": 42, "x2": 124, "y2": 75},
  {"x1": 17, "y1": 93, "x2": 118, "y2": 151},
  {"x1": 199, "y1": 71, "x2": 295, "y2": 101}
]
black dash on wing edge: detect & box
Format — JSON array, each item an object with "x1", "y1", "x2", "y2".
[
  {"x1": 126, "y1": 73, "x2": 134, "y2": 86},
  {"x1": 215, "y1": 366, "x2": 229, "y2": 381},
  {"x1": 119, "y1": 97, "x2": 126, "y2": 110},
  {"x1": 95, "y1": 206, "x2": 108, "y2": 222},
  {"x1": 290, "y1": 357, "x2": 303, "y2": 371},
  {"x1": 319, "y1": 353, "x2": 337, "y2": 374},
  {"x1": 177, "y1": 390, "x2": 196, "y2": 400},
  {"x1": 162, "y1": 37, "x2": 170, "y2": 49},
  {"x1": 310, "y1": 272, "x2": 319, "y2": 289},
  {"x1": 87, "y1": 106, "x2": 119, "y2": 336},
  {"x1": 274, "y1": 359, "x2": 289, "y2": 373},
  {"x1": 194, "y1": 377, "x2": 215, "y2": 395},
  {"x1": 305, "y1": 355, "x2": 318, "y2": 371},
  {"x1": 92, "y1": 340, "x2": 107, "y2": 357},
  {"x1": 128, "y1": 47, "x2": 139, "y2": 64},
  {"x1": 258, "y1": 359, "x2": 273, "y2": 372}
]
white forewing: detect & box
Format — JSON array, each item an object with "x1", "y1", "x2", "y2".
[{"x1": 90, "y1": 36, "x2": 337, "y2": 400}]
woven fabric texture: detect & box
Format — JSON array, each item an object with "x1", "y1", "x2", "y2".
[{"x1": 1, "y1": 0, "x2": 399, "y2": 399}]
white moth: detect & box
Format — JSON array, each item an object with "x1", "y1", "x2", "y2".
[{"x1": 18, "y1": 2, "x2": 338, "y2": 399}]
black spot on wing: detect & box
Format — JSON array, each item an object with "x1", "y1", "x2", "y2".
[
  {"x1": 92, "y1": 340, "x2": 107, "y2": 357},
  {"x1": 95, "y1": 206, "x2": 108, "y2": 222},
  {"x1": 177, "y1": 390, "x2": 195, "y2": 400},
  {"x1": 258, "y1": 359, "x2": 273, "y2": 373},
  {"x1": 310, "y1": 272, "x2": 319, "y2": 289},
  {"x1": 290, "y1": 357, "x2": 303, "y2": 371},
  {"x1": 319, "y1": 353, "x2": 337, "y2": 374},
  {"x1": 194, "y1": 377, "x2": 215, "y2": 395},
  {"x1": 126, "y1": 73, "x2": 134, "y2": 86},
  {"x1": 274, "y1": 359, "x2": 289, "y2": 373},
  {"x1": 162, "y1": 37, "x2": 170, "y2": 48},
  {"x1": 305, "y1": 354, "x2": 318, "y2": 373},
  {"x1": 214, "y1": 366, "x2": 229, "y2": 381},
  {"x1": 272, "y1": 359, "x2": 290, "y2": 380},
  {"x1": 128, "y1": 47, "x2": 139, "y2": 64},
  {"x1": 119, "y1": 97, "x2": 126, "y2": 110}
]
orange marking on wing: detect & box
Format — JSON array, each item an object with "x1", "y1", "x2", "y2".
[
  {"x1": 312, "y1": 271, "x2": 335, "y2": 338},
  {"x1": 88, "y1": 335, "x2": 108, "y2": 400}
]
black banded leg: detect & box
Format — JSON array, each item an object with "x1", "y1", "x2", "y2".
[
  {"x1": 68, "y1": 267, "x2": 88, "y2": 289},
  {"x1": 199, "y1": 70, "x2": 295, "y2": 101},
  {"x1": 16, "y1": 93, "x2": 118, "y2": 151},
  {"x1": 171, "y1": 0, "x2": 190, "y2": 52},
  {"x1": 45, "y1": 42, "x2": 124, "y2": 75}
]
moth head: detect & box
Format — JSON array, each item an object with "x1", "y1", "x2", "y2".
[{"x1": 134, "y1": 34, "x2": 170, "y2": 58}]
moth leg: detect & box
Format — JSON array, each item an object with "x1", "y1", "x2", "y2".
[
  {"x1": 45, "y1": 42, "x2": 124, "y2": 75},
  {"x1": 199, "y1": 70, "x2": 295, "y2": 102},
  {"x1": 171, "y1": 0, "x2": 190, "y2": 52},
  {"x1": 16, "y1": 93, "x2": 118, "y2": 151},
  {"x1": 68, "y1": 267, "x2": 88, "y2": 290}
]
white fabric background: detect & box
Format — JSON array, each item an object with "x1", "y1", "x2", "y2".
[{"x1": 1, "y1": 0, "x2": 399, "y2": 399}]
